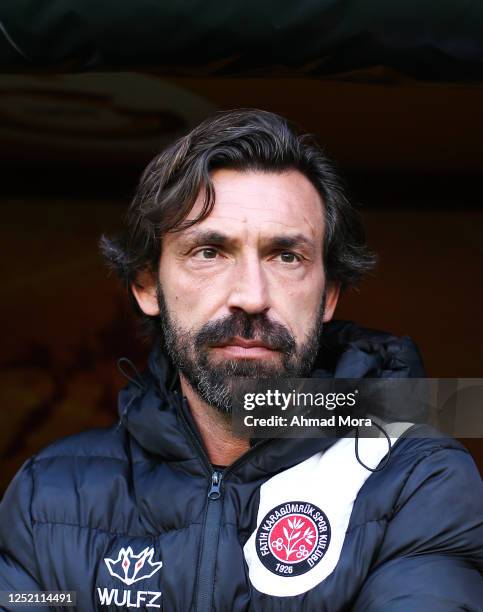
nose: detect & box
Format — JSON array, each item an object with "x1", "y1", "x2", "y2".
[{"x1": 226, "y1": 255, "x2": 270, "y2": 315}]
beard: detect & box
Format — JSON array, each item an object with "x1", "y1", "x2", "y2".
[{"x1": 156, "y1": 282, "x2": 326, "y2": 414}]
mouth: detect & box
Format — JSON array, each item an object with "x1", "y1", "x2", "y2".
[{"x1": 210, "y1": 337, "x2": 280, "y2": 359}]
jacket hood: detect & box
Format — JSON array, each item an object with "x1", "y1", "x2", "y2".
[
  {"x1": 312, "y1": 320, "x2": 425, "y2": 379},
  {"x1": 118, "y1": 320, "x2": 425, "y2": 479}
]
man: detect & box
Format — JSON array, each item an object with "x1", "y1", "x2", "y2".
[{"x1": 1, "y1": 109, "x2": 482, "y2": 611}]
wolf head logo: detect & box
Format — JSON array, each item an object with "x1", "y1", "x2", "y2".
[{"x1": 104, "y1": 546, "x2": 163, "y2": 586}]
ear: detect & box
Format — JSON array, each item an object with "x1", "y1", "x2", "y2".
[
  {"x1": 323, "y1": 282, "x2": 341, "y2": 322},
  {"x1": 131, "y1": 268, "x2": 159, "y2": 316}
]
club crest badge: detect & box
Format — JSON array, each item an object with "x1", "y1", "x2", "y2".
[{"x1": 255, "y1": 501, "x2": 331, "y2": 576}]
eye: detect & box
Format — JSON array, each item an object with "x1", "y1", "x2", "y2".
[
  {"x1": 277, "y1": 251, "x2": 301, "y2": 264},
  {"x1": 193, "y1": 247, "x2": 219, "y2": 259}
]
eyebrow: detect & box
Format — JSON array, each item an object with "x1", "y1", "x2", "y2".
[
  {"x1": 179, "y1": 230, "x2": 232, "y2": 247},
  {"x1": 268, "y1": 234, "x2": 315, "y2": 252}
]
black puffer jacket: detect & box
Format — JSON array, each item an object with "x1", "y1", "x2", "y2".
[{"x1": 1, "y1": 321, "x2": 482, "y2": 611}]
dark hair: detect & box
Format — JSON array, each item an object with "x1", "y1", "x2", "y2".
[{"x1": 101, "y1": 108, "x2": 375, "y2": 335}]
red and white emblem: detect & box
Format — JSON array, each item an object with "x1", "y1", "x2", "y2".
[
  {"x1": 269, "y1": 514, "x2": 317, "y2": 563},
  {"x1": 256, "y1": 502, "x2": 331, "y2": 576}
]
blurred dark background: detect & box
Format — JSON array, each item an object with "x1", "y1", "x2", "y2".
[{"x1": 1, "y1": 71, "x2": 482, "y2": 493}]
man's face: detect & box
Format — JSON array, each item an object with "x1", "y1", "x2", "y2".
[{"x1": 134, "y1": 169, "x2": 339, "y2": 412}]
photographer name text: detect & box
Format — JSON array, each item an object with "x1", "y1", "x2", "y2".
[{"x1": 243, "y1": 414, "x2": 372, "y2": 428}]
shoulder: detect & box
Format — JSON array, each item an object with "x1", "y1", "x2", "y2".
[
  {"x1": 4, "y1": 425, "x2": 131, "y2": 501},
  {"x1": 30, "y1": 425, "x2": 131, "y2": 492},
  {"x1": 0, "y1": 426, "x2": 128, "y2": 530},
  {"x1": 350, "y1": 428, "x2": 483, "y2": 609},
  {"x1": 33, "y1": 424, "x2": 129, "y2": 463},
  {"x1": 24, "y1": 425, "x2": 141, "y2": 532},
  {"x1": 388, "y1": 425, "x2": 481, "y2": 503},
  {"x1": 386, "y1": 424, "x2": 481, "y2": 504},
  {"x1": 351, "y1": 425, "x2": 482, "y2": 533},
  {"x1": 376, "y1": 426, "x2": 483, "y2": 563},
  {"x1": 392, "y1": 426, "x2": 482, "y2": 514},
  {"x1": 393, "y1": 423, "x2": 470, "y2": 454}
]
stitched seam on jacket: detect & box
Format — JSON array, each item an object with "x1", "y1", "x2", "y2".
[
  {"x1": 346, "y1": 516, "x2": 390, "y2": 533},
  {"x1": 30, "y1": 458, "x2": 46, "y2": 587},
  {"x1": 31, "y1": 519, "x2": 203, "y2": 538},
  {"x1": 34, "y1": 455, "x2": 130, "y2": 463},
  {"x1": 33, "y1": 455, "x2": 196, "y2": 467}
]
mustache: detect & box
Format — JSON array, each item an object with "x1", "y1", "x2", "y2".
[{"x1": 194, "y1": 311, "x2": 296, "y2": 355}]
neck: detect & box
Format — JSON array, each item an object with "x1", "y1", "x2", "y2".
[{"x1": 180, "y1": 374, "x2": 250, "y2": 466}]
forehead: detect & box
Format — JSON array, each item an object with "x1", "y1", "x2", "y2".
[{"x1": 185, "y1": 168, "x2": 325, "y2": 242}]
